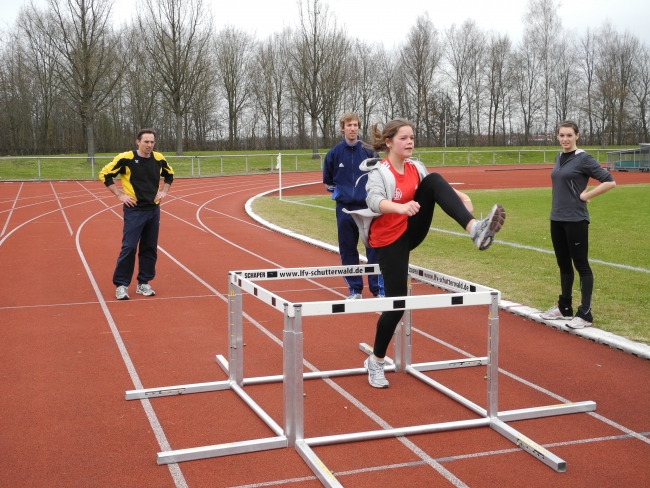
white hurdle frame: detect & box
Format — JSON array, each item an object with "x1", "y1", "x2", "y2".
[{"x1": 125, "y1": 264, "x2": 596, "y2": 486}]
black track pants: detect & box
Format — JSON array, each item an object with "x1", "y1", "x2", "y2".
[
  {"x1": 372, "y1": 173, "x2": 474, "y2": 358},
  {"x1": 550, "y1": 220, "x2": 593, "y2": 321}
]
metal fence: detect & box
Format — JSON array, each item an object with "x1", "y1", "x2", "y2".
[{"x1": 0, "y1": 148, "x2": 617, "y2": 181}]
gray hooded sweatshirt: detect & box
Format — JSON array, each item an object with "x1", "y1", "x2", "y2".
[{"x1": 343, "y1": 157, "x2": 429, "y2": 248}]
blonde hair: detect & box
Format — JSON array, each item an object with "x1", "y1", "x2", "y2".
[
  {"x1": 339, "y1": 112, "x2": 361, "y2": 131},
  {"x1": 369, "y1": 119, "x2": 415, "y2": 152}
]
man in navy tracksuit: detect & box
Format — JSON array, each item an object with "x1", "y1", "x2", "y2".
[
  {"x1": 99, "y1": 129, "x2": 174, "y2": 300},
  {"x1": 323, "y1": 113, "x2": 384, "y2": 299}
]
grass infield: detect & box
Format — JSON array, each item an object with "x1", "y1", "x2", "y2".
[{"x1": 252, "y1": 184, "x2": 650, "y2": 345}]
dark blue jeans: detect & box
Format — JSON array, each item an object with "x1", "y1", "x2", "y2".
[{"x1": 113, "y1": 206, "x2": 160, "y2": 287}]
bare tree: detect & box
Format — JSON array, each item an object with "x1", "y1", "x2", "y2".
[
  {"x1": 512, "y1": 35, "x2": 544, "y2": 144},
  {"x1": 551, "y1": 33, "x2": 580, "y2": 127},
  {"x1": 214, "y1": 26, "x2": 255, "y2": 150},
  {"x1": 523, "y1": 0, "x2": 562, "y2": 137},
  {"x1": 444, "y1": 20, "x2": 481, "y2": 146},
  {"x1": 30, "y1": 0, "x2": 123, "y2": 159},
  {"x1": 485, "y1": 33, "x2": 512, "y2": 145},
  {"x1": 631, "y1": 44, "x2": 650, "y2": 141},
  {"x1": 15, "y1": 8, "x2": 62, "y2": 153},
  {"x1": 595, "y1": 26, "x2": 638, "y2": 145},
  {"x1": 286, "y1": 0, "x2": 349, "y2": 156},
  {"x1": 375, "y1": 46, "x2": 401, "y2": 123},
  {"x1": 138, "y1": 0, "x2": 212, "y2": 155},
  {"x1": 346, "y1": 40, "x2": 381, "y2": 141},
  {"x1": 401, "y1": 13, "x2": 440, "y2": 146},
  {"x1": 577, "y1": 28, "x2": 598, "y2": 144}
]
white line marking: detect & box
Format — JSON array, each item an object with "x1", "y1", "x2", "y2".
[
  {"x1": 279, "y1": 199, "x2": 649, "y2": 273},
  {"x1": 50, "y1": 181, "x2": 73, "y2": 235},
  {"x1": 412, "y1": 326, "x2": 650, "y2": 445},
  {"x1": 1, "y1": 181, "x2": 22, "y2": 237},
  {"x1": 73, "y1": 194, "x2": 188, "y2": 487},
  {"x1": 227, "y1": 432, "x2": 650, "y2": 487}
]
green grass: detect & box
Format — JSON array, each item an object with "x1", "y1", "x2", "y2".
[
  {"x1": 252, "y1": 185, "x2": 650, "y2": 345},
  {"x1": 0, "y1": 145, "x2": 633, "y2": 181}
]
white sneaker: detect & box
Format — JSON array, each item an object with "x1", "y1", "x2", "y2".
[
  {"x1": 116, "y1": 286, "x2": 129, "y2": 300},
  {"x1": 567, "y1": 316, "x2": 592, "y2": 329},
  {"x1": 346, "y1": 293, "x2": 362, "y2": 300},
  {"x1": 136, "y1": 283, "x2": 155, "y2": 296},
  {"x1": 471, "y1": 204, "x2": 506, "y2": 250},
  {"x1": 364, "y1": 356, "x2": 389, "y2": 388},
  {"x1": 540, "y1": 306, "x2": 569, "y2": 320}
]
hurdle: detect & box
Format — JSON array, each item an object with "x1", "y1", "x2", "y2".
[{"x1": 125, "y1": 264, "x2": 596, "y2": 486}]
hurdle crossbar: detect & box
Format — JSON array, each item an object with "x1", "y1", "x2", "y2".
[{"x1": 125, "y1": 264, "x2": 596, "y2": 485}]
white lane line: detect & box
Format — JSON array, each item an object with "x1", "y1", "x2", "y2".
[
  {"x1": 159, "y1": 237, "x2": 468, "y2": 487},
  {"x1": 280, "y1": 199, "x2": 650, "y2": 273},
  {"x1": 74, "y1": 206, "x2": 187, "y2": 488},
  {"x1": 1, "y1": 181, "x2": 22, "y2": 237},
  {"x1": 0, "y1": 294, "x2": 221, "y2": 311},
  {"x1": 0, "y1": 199, "x2": 96, "y2": 247},
  {"x1": 412, "y1": 326, "x2": 650, "y2": 445},
  {"x1": 50, "y1": 181, "x2": 73, "y2": 235},
  {"x1": 430, "y1": 228, "x2": 650, "y2": 274},
  {"x1": 228, "y1": 432, "x2": 650, "y2": 487}
]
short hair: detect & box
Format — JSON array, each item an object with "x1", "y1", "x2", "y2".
[
  {"x1": 339, "y1": 113, "x2": 360, "y2": 130},
  {"x1": 557, "y1": 120, "x2": 579, "y2": 135},
  {"x1": 136, "y1": 128, "x2": 156, "y2": 141},
  {"x1": 369, "y1": 119, "x2": 415, "y2": 153}
]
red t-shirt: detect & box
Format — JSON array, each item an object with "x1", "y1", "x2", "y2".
[{"x1": 368, "y1": 159, "x2": 421, "y2": 248}]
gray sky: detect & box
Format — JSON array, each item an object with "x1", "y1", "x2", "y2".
[{"x1": 1, "y1": 0, "x2": 649, "y2": 47}]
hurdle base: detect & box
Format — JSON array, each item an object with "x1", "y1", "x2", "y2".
[{"x1": 157, "y1": 436, "x2": 287, "y2": 465}]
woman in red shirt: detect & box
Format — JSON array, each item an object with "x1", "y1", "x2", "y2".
[{"x1": 362, "y1": 119, "x2": 506, "y2": 388}]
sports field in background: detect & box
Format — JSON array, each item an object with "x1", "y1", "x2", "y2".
[
  {"x1": 0, "y1": 145, "x2": 634, "y2": 180},
  {"x1": 252, "y1": 184, "x2": 650, "y2": 345}
]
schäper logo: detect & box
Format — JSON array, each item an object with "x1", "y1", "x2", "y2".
[{"x1": 393, "y1": 187, "x2": 402, "y2": 200}]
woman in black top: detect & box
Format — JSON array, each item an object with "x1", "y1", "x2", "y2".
[{"x1": 540, "y1": 121, "x2": 616, "y2": 328}]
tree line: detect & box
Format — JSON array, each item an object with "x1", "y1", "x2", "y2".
[{"x1": 0, "y1": 0, "x2": 648, "y2": 158}]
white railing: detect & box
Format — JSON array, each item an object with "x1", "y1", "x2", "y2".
[{"x1": 0, "y1": 149, "x2": 618, "y2": 181}]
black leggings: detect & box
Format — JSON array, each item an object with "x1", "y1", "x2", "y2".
[
  {"x1": 550, "y1": 220, "x2": 593, "y2": 321},
  {"x1": 372, "y1": 173, "x2": 474, "y2": 358}
]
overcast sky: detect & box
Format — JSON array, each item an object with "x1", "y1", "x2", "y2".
[{"x1": 1, "y1": 0, "x2": 649, "y2": 47}]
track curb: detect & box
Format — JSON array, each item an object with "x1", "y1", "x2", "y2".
[{"x1": 246, "y1": 183, "x2": 650, "y2": 361}]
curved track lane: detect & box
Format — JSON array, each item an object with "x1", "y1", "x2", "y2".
[{"x1": 0, "y1": 167, "x2": 648, "y2": 488}]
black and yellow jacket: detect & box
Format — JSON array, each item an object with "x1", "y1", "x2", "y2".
[{"x1": 99, "y1": 151, "x2": 174, "y2": 210}]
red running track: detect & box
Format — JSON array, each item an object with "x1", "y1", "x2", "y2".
[{"x1": 0, "y1": 166, "x2": 648, "y2": 487}]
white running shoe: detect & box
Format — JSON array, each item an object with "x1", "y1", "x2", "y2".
[
  {"x1": 471, "y1": 204, "x2": 506, "y2": 250},
  {"x1": 136, "y1": 283, "x2": 156, "y2": 296},
  {"x1": 567, "y1": 316, "x2": 592, "y2": 329},
  {"x1": 540, "y1": 306, "x2": 569, "y2": 320},
  {"x1": 346, "y1": 293, "x2": 362, "y2": 300},
  {"x1": 116, "y1": 286, "x2": 129, "y2": 300},
  {"x1": 364, "y1": 356, "x2": 389, "y2": 388}
]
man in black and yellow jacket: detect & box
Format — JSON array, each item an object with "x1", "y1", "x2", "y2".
[{"x1": 99, "y1": 128, "x2": 174, "y2": 300}]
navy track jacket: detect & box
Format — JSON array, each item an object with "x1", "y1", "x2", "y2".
[{"x1": 323, "y1": 139, "x2": 376, "y2": 206}]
